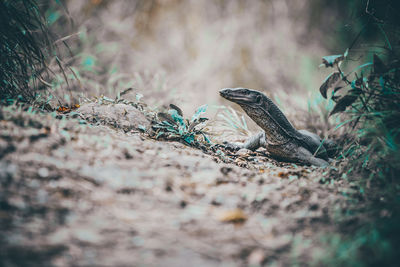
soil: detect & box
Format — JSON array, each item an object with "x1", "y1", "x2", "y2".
[{"x1": 0, "y1": 102, "x2": 359, "y2": 266}]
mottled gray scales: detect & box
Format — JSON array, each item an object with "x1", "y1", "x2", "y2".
[
  {"x1": 241, "y1": 106, "x2": 288, "y2": 145},
  {"x1": 220, "y1": 88, "x2": 337, "y2": 167}
]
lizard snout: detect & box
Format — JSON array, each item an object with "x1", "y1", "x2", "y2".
[
  {"x1": 219, "y1": 88, "x2": 232, "y2": 98},
  {"x1": 219, "y1": 88, "x2": 252, "y2": 104}
]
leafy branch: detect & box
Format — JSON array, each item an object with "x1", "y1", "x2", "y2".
[{"x1": 318, "y1": 31, "x2": 400, "y2": 176}]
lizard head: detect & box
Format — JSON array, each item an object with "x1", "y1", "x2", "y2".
[{"x1": 219, "y1": 88, "x2": 266, "y2": 108}]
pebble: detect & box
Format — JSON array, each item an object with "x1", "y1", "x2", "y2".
[{"x1": 38, "y1": 167, "x2": 49, "y2": 178}]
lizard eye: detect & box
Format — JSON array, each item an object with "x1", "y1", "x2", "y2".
[{"x1": 256, "y1": 95, "x2": 262, "y2": 103}]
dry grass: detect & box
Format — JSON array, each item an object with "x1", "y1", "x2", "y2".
[{"x1": 0, "y1": 0, "x2": 52, "y2": 101}]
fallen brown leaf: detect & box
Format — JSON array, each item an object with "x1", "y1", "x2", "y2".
[
  {"x1": 278, "y1": 171, "x2": 289, "y2": 178},
  {"x1": 218, "y1": 208, "x2": 248, "y2": 223},
  {"x1": 57, "y1": 104, "x2": 81, "y2": 114}
]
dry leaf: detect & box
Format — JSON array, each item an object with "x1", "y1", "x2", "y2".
[
  {"x1": 157, "y1": 112, "x2": 175, "y2": 124},
  {"x1": 57, "y1": 106, "x2": 69, "y2": 113},
  {"x1": 218, "y1": 209, "x2": 247, "y2": 223},
  {"x1": 278, "y1": 171, "x2": 289, "y2": 178},
  {"x1": 322, "y1": 54, "x2": 344, "y2": 68},
  {"x1": 40, "y1": 126, "x2": 51, "y2": 135},
  {"x1": 320, "y1": 71, "x2": 341, "y2": 99},
  {"x1": 57, "y1": 104, "x2": 80, "y2": 113},
  {"x1": 169, "y1": 104, "x2": 183, "y2": 116}
]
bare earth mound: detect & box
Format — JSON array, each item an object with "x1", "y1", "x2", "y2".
[{"x1": 0, "y1": 103, "x2": 356, "y2": 266}]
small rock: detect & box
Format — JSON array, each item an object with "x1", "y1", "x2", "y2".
[
  {"x1": 0, "y1": 138, "x2": 15, "y2": 158},
  {"x1": 36, "y1": 189, "x2": 48, "y2": 204},
  {"x1": 38, "y1": 167, "x2": 49, "y2": 178},
  {"x1": 220, "y1": 166, "x2": 232, "y2": 176},
  {"x1": 248, "y1": 249, "x2": 266, "y2": 266},
  {"x1": 237, "y1": 148, "x2": 251, "y2": 156},
  {"x1": 73, "y1": 228, "x2": 102, "y2": 244}
]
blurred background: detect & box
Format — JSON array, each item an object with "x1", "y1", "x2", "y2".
[{"x1": 45, "y1": 0, "x2": 369, "y2": 120}]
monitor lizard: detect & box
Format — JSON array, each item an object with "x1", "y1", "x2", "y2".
[{"x1": 219, "y1": 88, "x2": 337, "y2": 167}]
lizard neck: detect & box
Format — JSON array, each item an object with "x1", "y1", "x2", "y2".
[{"x1": 241, "y1": 98, "x2": 300, "y2": 145}]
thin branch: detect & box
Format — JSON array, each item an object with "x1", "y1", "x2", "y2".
[{"x1": 365, "y1": 0, "x2": 385, "y2": 23}]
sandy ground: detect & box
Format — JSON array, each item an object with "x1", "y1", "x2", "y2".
[{"x1": 0, "y1": 102, "x2": 360, "y2": 266}]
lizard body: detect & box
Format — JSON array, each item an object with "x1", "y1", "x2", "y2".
[{"x1": 219, "y1": 88, "x2": 337, "y2": 167}]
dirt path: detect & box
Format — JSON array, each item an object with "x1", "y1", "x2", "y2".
[{"x1": 0, "y1": 103, "x2": 356, "y2": 266}]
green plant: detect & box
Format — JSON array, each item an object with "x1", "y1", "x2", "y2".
[
  {"x1": 317, "y1": 16, "x2": 400, "y2": 266},
  {"x1": 314, "y1": 205, "x2": 400, "y2": 267},
  {"x1": 153, "y1": 104, "x2": 210, "y2": 145},
  {"x1": 318, "y1": 38, "x2": 400, "y2": 179}
]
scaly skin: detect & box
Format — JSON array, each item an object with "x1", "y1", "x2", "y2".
[{"x1": 220, "y1": 88, "x2": 337, "y2": 167}]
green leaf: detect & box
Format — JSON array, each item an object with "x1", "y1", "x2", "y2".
[
  {"x1": 169, "y1": 104, "x2": 183, "y2": 116},
  {"x1": 136, "y1": 93, "x2": 143, "y2": 101},
  {"x1": 322, "y1": 54, "x2": 344, "y2": 68},
  {"x1": 202, "y1": 133, "x2": 212, "y2": 144},
  {"x1": 156, "y1": 131, "x2": 164, "y2": 139},
  {"x1": 343, "y1": 48, "x2": 349, "y2": 58},
  {"x1": 378, "y1": 24, "x2": 392, "y2": 51},
  {"x1": 46, "y1": 10, "x2": 60, "y2": 25},
  {"x1": 350, "y1": 62, "x2": 373, "y2": 74},
  {"x1": 158, "y1": 113, "x2": 175, "y2": 125},
  {"x1": 329, "y1": 95, "x2": 358, "y2": 116},
  {"x1": 184, "y1": 135, "x2": 195, "y2": 144},
  {"x1": 191, "y1": 104, "x2": 208, "y2": 122},
  {"x1": 168, "y1": 109, "x2": 187, "y2": 133},
  {"x1": 167, "y1": 127, "x2": 178, "y2": 133},
  {"x1": 385, "y1": 133, "x2": 397, "y2": 151},
  {"x1": 379, "y1": 76, "x2": 386, "y2": 92},
  {"x1": 138, "y1": 125, "x2": 146, "y2": 131},
  {"x1": 169, "y1": 109, "x2": 183, "y2": 122},
  {"x1": 162, "y1": 120, "x2": 174, "y2": 127},
  {"x1": 102, "y1": 96, "x2": 114, "y2": 103},
  {"x1": 313, "y1": 138, "x2": 326, "y2": 157},
  {"x1": 81, "y1": 55, "x2": 96, "y2": 71}
]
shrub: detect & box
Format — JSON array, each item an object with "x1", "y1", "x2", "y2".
[{"x1": 319, "y1": 36, "x2": 400, "y2": 181}]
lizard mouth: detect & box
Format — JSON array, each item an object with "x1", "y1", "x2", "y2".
[{"x1": 219, "y1": 88, "x2": 253, "y2": 104}]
